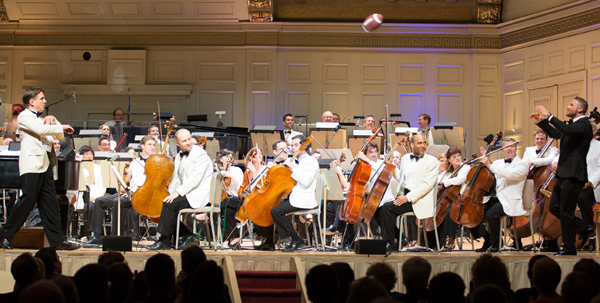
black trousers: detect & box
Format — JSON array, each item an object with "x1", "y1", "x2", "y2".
[
  {"x1": 380, "y1": 201, "x2": 414, "y2": 245},
  {"x1": 220, "y1": 196, "x2": 242, "y2": 241},
  {"x1": 271, "y1": 199, "x2": 305, "y2": 242},
  {"x1": 157, "y1": 196, "x2": 193, "y2": 241},
  {"x1": 576, "y1": 186, "x2": 595, "y2": 235},
  {"x1": 484, "y1": 198, "x2": 506, "y2": 245},
  {"x1": 90, "y1": 194, "x2": 138, "y2": 235},
  {"x1": 0, "y1": 167, "x2": 64, "y2": 247},
  {"x1": 549, "y1": 177, "x2": 585, "y2": 252}
]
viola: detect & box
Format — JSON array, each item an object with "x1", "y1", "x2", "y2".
[
  {"x1": 131, "y1": 116, "x2": 176, "y2": 221},
  {"x1": 240, "y1": 136, "x2": 314, "y2": 227},
  {"x1": 340, "y1": 128, "x2": 380, "y2": 224},
  {"x1": 449, "y1": 132, "x2": 502, "y2": 228},
  {"x1": 359, "y1": 141, "x2": 401, "y2": 223}
]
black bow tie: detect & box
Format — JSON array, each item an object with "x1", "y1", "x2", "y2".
[
  {"x1": 410, "y1": 155, "x2": 421, "y2": 161},
  {"x1": 29, "y1": 109, "x2": 42, "y2": 117},
  {"x1": 504, "y1": 158, "x2": 513, "y2": 164},
  {"x1": 294, "y1": 158, "x2": 300, "y2": 164},
  {"x1": 180, "y1": 151, "x2": 190, "y2": 158},
  {"x1": 284, "y1": 130, "x2": 292, "y2": 134},
  {"x1": 536, "y1": 150, "x2": 542, "y2": 155}
]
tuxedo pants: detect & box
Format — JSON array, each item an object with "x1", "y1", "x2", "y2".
[
  {"x1": 157, "y1": 196, "x2": 193, "y2": 240},
  {"x1": 90, "y1": 194, "x2": 138, "y2": 235},
  {"x1": 0, "y1": 167, "x2": 64, "y2": 247},
  {"x1": 575, "y1": 186, "x2": 595, "y2": 235},
  {"x1": 549, "y1": 177, "x2": 584, "y2": 252},
  {"x1": 380, "y1": 201, "x2": 414, "y2": 246},
  {"x1": 271, "y1": 199, "x2": 305, "y2": 241},
  {"x1": 220, "y1": 196, "x2": 242, "y2": 241},
  {"x1": 484, "y1": 198, "x2": 506, "y2": 245}
]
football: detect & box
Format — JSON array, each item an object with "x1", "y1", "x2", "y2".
[{"x1": 362, "y1": 13, "x2": 384, "y2": 33}]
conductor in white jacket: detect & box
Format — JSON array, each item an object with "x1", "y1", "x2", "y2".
[
  {"x1": 147, "y1": 129, "x2": 213, "y2": 250},
  {"x1": 381, "y1": 134, "x2": 439, "y2": 252},
  {"x1": 0, "y1": 87, "x2": 79, "y2": 250},
  {"x1": 271, "y1": 134, "x2": 320, "y2": 252}
]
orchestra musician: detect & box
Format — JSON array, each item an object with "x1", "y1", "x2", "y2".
[
  {"x1": 332, "y1": 113, "x2": 341, "y2": 123},
  {"x1": 98, "y1": 137, "x2": 111, "y2": 152},
  {"x1": 363, "y1": 115, "x2": 375, "y2": 130},
  {"x1": 105, "y1": 108, "x2": 125, "y2": 126},
  {"x1": 356, "y1": 142, "x2": 398, "y2": 237},
  {"x1": 381, "y1": 134, "x2": 439, "y2": 252},
  {"x1": 312, "y1": 151, "x2": 322, "y2": 159},
  {"x1": 270, "y1": 134, "x2": 320, "y2": 252},
  {"x1": 531, "y1": 97, "x2": 593, "y2": 255},
  {"x1": 522, "y1": 130, "x2": 559, "y2": 167},
  {"x1": 322, "y1": 111, "x2": 334, "y2": 122},
  {"x1": 76, "y1": 146, "x2": 106, "y2": 238},
  {"x1": 146, "y1": 129, "x2": 213, "y2": 250},
  {"x1": 148, "y1": 125, "x2": 173, "y2": 156},
  {"x1": 83, "y1": 137, "x2": 157, "y2": 245},
  {"x1": 576, "y1": 121, "x2": 600, "y2": 250},
  {"x1": 391, "y1": 150, "x2": 401, "y2": 167},
  {"x1": 2, "y1": 104, "x2": 24, "y2": 141},
  {"x1": 215, "y1": 149, "x2": 244, "y2": 248},
  {"x1": 477, "y1": 138, "x2": 529, "y2": 252},
  {"x1": 417, "y1": 114, "x2": 435, "y2": 145},
  {"x1": 0, "y1": 87, "x2": 80, "y2": 250},
  {"x1": 437, "y1": 153, "x2": 448, "y2": 183},
  {"x1": 99, "y1": 124, "x2": 117, "y2": 151},
  {"x1": 282, "y1": 114, "x2": 302, "y2": 144}
]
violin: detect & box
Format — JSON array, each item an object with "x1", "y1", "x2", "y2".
[
  {"x1": 131, "y1": 116, "x2": 176, "y2": 221},
  {"x1": 449, "y1": 132, "x2": 502, "y2": 228},
  {"x1": 332, "y1": 152, "x2": 347, "y2": 190},
  {"x1": 359, "y1": 141, "x2": 402, "y2": 223},
  {"x1": 239, "y1": 136, "x2": 314, "y2": 227},
  {"x1": 340, "y1": 128, "x2": 380, "y2": 224}
]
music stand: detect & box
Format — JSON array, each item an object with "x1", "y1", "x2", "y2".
[
  {"x1": 348, "y1": 131, "x2": 382, "y2": 157},
  {"x1": 110, "y1": 165, "x2": 129, "y2": 236},
  {"x1": 250, "y1": 129, "x2": 284, "y2": 158},
  {"x1": 431, "y1": 126, "x2": 464, "y2": 149},
  {"x1": 315, "y1": 148, "x2": 354, "y2": 171},
  {"x1": 310, "y1": 126, "x2": 346, "y2": 150},
  {"x1": 320, "y1": 169, "x2": 345, "y2": 250}
]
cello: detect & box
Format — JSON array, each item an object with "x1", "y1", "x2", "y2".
[
  {"x1": 239, "y1": 136, "x2": 314, "y2": 227},
  {"x1": 340, "y1": 128, "x2": 380, "y2": 224},
  {"x1": 510, "y1": 139, "x2": 561, "y2": 240},
  {"x1": 359, "y1": 140, "x2": 402, "y2": 223},
  {"x1": 449, "y1": 132, "x2": 502, "y2": 228},
  {"x1": 131, "y1": 116, "x2": 176, "y2": 221}
]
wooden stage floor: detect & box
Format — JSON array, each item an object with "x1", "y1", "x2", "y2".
[{"x1": 1, "y1": 238, "x2": 600, "y2": 294}]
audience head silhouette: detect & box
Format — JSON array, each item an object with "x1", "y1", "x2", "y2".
[
  {"x1": 305, "y1": 264, "x2": 339, "y2": 303},
  {"x1": 429, "y1": 272, "x2": 466, "y2": 303},
  {"x1": 74, "y1": 263, "x2": 109, "y2": 303}
]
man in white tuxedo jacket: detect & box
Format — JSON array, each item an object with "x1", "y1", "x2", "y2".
[
  {"x1": 417, "y1": 114, "x2": 435, "y2": 145},
  {"x1": 381, "y1": 134, "x2": 439, "y2": 252},
  {"x1": 0, "y1": 87, "x2": 79, "y2": 250},
  {"x1": 147, "y1": 129, "x2": 213, "y2": 250},
  {"x1": 282, "y1": 114, "x2": 302, "y2": 144},
  {"x1": 270, "y1": 134, "x2": 320, "y2": 252},
  {"x1": 478, "y1": 138, "x2": 529, "y2": 252},
  {"x1": 522, "y1": 130, "x2": 559, "y2": 167}
]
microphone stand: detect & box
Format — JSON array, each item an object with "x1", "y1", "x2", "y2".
[
  {"x1": 324, "y1": 125, "x2": 342, "y2": 149},
  {"x1": 127, "y1": 87, "x2": 131, "y2": 124},
  {"x1": 44, "y1": 88, "x2": 74, "y2": 115}
]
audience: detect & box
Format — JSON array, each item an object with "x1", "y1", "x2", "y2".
[
  {"x1": 18, "y1": 280, "x2": 65, "y2": 303},
  {"x1": 562, "y1": 271, "x2": 595, "y2": 303},
  {"x1": 470, "y1": 253, "x2": 513, "y2": 300},
  {"x1": 511, "y1": 255, "x2": 548, "y2": 303},
  {"x1": 138, "y1": 254, "x2": 180, "y2": 303},
  {"x1": 74, "y1": 263, "x2": 109, "y2": 303},
  {"x1": 52, "y1": 275, "x2": 79, "y2": 303},
  {"x1": 127, "y1": 271, "x2": 147, "y2": 303},
  {"x1": 471, "y1": 283, "x2": 507, "y2": 303},
  {"x1": 346, "y1": 277, "x2": 391, "y2": 303},
  {"x1": 305, "y1": 264, "x2": 339, "y2": 303},
  {"x1": 366, "y1": 262, "x2": 402, "y2": 300},
  {"x1": 0, "y1": 252, "x2": 45, "y2": 303},
  {"x1": 428, "y1": 272, "x2": 465, "y2": 303},
  {"x1": 108, "y1": 262, "x2": 133, "y2": 303},
  {"x1": 330, "y1": 262, "x2": 354, "y2": 303},
  {"x1": 98, "y1": 251, "x2": 125, "y2": 267},
  {"x1": 531, "y1": 257, "x2": 562, "y2": 303},
  {"x1": 188, "y1": 260, "x2": 228, "y2": 303},
  {"x1": 573, "y1": 258, "x2": 600, "y2": 295},
  {"x1": 398, "y1": 256, "x2": 431, "y2": 303},
  {"x1": 178, "y1": 246, "x2": 207, "y2": 301},
  {"x1": 35, "y1": 247, "x2": 63, "y2": 280}
]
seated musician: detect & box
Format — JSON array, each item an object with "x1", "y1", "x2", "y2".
[
  {"x1": 437, "y1": 153, "x2": 448, "y2": 183},
  {"x1": 99, "y1": 124, "x2": 117, "y2": 151},
  {"x1": 76, "y1": 146, "x2": 106, "y2": 238},
  {"x1": 381, "y1": 134, "x2": 439, "y2": 252},
  {"x1": 282, "y1": 114, "x2": 302, "y2": 144},
  {"x1": 363, "y1": 115, "x2": 375, "y2": 130},
  {"x1": 333, "y1": 113, "x2": 341, "y2": 123},
  {"x1": 270, "y1": 134, "x2": 320, "y2": 252},
  {"x1": 522, "y1": 130, "x2": 559, "y2": 167},
  {"x1": 215, "y1": 149, "x2": 244, "y2": 248},
  {"x1": 577, "y1": 121, "x2": 600, "y2": 251},
  {"x1": 355, "y1": 142, "x2": 398, "y2": 236},
  {"x1": 322, "y1": 111, "x2": 334, "y2": 122},
  {"x1": 98, "y1": 137, "x2": 111, "y2": 152},
  {"x1": 417, "y1": 114, "x2": 435, "y2": 145},
  {"x1": 477, "y1": 138, "x2": 529, "y2": 252},
  {"x1": 271, "y1": 140, "x2": 288, "y2": 165},
  {"x1": 148, "y1": 124, "x2": 173, "y2": 156},
  {"x1": 146, "y1": 129, "x2": 213, "y2": 250},
  {"x1": 83, "y1": 136, "x2": 156, "y2": 245},
  {"x1": 312, "y1": 150, "x2": 322, "y2": 159},
  {"x1": 391, "y1": 150, "x2": 401, "y2": 167}
]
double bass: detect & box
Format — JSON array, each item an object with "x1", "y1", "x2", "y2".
[
  {"x1": 359, "y1": 140, "x2": 402, "y2": 223},
  {"x1": 510, "y1": 138, "x2": 561, "y2": 240},
  {"x1": 340, "y1": 128, "x2": 380, "y2": 224},
  {"x1": 131, "y1": 117, "x2": 176, "y2": 221},
  {"x1": 239, "y1": 136, "x2": 314, "y2": 227},
  {"x1": 450, "y1": 132, "x2": 502, "y2": 228}
]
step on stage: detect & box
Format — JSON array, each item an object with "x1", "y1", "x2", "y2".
[{"x1": 1, "y1": 239, "x2": 600, "y2": 295}]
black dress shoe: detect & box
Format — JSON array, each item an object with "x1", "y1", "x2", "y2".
[
  {"x1": 0, "y1": 238, "x2": 13, "y2": 250},
  {"x1": 254, "y1": 242, "x2": 275, "y2": 251},
  {"x1": 54, "y1": 241, "x2": 81, "y2": 250},
  {"x1": 325, "y1": 224, "x2": 339, "y2": 235},
  {"x1": 578, "y1": 225, "x2": 595, "y2": 250},
  {"x1": 386, "y1": 243, "x2": 398, "y2": 253},
  {"x1": 486, "y1": 244, "x2": 500, "y2": 253},
  {"x1": 553, "y1": 250, "x2": 577, "y2": 256},
  {"x1": 540, "y1": 240, "x2": 560, "y2": 252},
  {"x1": 180, "y1": 235, "x2": 199, "y2": 250},
  {"x1": 83, "y1": 234, "x2": 103, "y2": 245},
  {"x1": 146, "y1": 241, "x2": 171, "y2": 250},
  {"x1": 283, "y1": 239, "x2": 305, "y2": 252},
  {"x1": 400, "y1": 235, "x2": 410, "y2": 248},
  {"x1": 475, "y1": 240, "x2": 492, "y2": 252}
]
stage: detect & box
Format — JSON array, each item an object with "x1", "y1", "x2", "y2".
[{"x1": 1, "y1": 239, "x2": 600, "y2": 296}]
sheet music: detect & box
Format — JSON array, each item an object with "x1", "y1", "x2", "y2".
[{"x1": 110, "y1": 165, "x2": 129, "y2": 190}]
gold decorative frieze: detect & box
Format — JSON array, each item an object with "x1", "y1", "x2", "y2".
[
  {"x1": 11, "y1": 33, "x2": 246, "y2": 46},
  {"x1": 0, "y1": 0, "x2": 8, "y2": 22},
  {"x1": 477, "y1": 0, "x2": 502, "y2": 24},
  {"x1": 248, "y1": 0, "x2": 273, "y2": 22},
  {"x1": 500, "y1": 6, "x2": 600, "y2": 48}
]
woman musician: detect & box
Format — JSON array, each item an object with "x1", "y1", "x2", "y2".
[{"x1": 215, "y1": 149, "x2": 244, "y2": 248}]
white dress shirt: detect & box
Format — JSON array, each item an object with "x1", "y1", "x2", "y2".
[{"x1": 586, "y1": 139, "x2": 600, "y2": 201}]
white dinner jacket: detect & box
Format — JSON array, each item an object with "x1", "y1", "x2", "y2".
[
  {"x1": 489, "y1": 155, "x2": 528, "y2": 216},
  {"x1": 289, "y1": 153, "x2": 320, "y2": 209},
  {"x1": 284, "y1": 130, "x2": 303, "y2": 144},
  {"x1": 17, "y1": 109, "x2": 64, "y2": 176},
  {"x1": 586, "y1": 139, "x2": 600, "y2": 201},
  {"x1": 521, "y1": 146, "x2": 559, "y2": 167},
  {"x1": 418, "y1": 128, "x2": 435, "y2": 145},
  {"x1": 169, "y1": 145, "x2": 213, "y2": 208},
  {"x1": 395, "y1": 153, "x2": 439, "y2": 219}
]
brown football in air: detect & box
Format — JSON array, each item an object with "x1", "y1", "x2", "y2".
[{"x1": 362, "y1": 13, "x2": 384, "y2": 33}]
